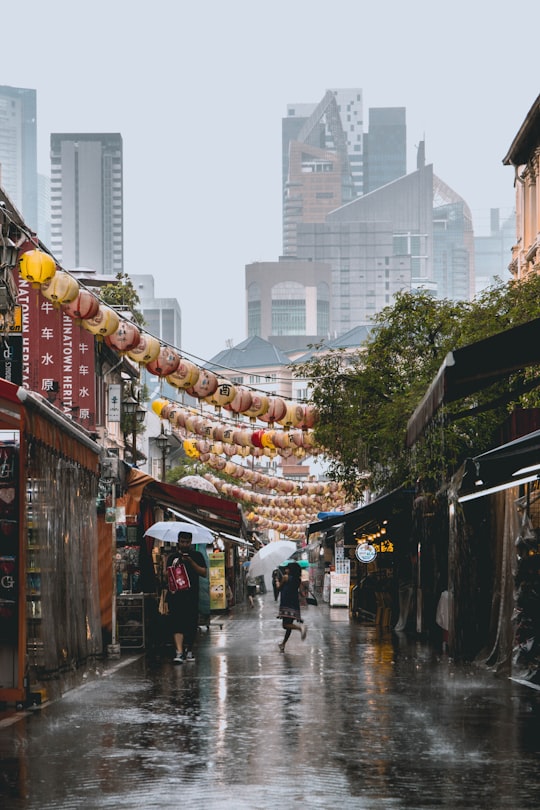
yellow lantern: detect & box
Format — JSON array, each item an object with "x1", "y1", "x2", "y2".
[
  {"x1": 166, "y1": 359, "x2": 200, "y2": 390},
  {"x1": 205, "y1": 379, "x2": 237, "y2": 410},
  {"x1": 40, "y1": 269, "x2": 80, "y2": 306},
  {"x1": 19, "y1": 249, "x2": 56, "y2": 288},
  {"x1": 152, "y1": 398, "x2": 169, "y2": 417},
  {"x1": 183, "y1": 439, "x2": 200, "y2": 459},
  {"x1": 277, "y1": 403, "x2": 305, "y2": 429},
  {"x1": 81, "y1": 304, "x2": 120, "y2": 337}
]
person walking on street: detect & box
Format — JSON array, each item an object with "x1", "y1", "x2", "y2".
[
  {"x1": 276, "y1": 562, "x2": 307, "y2": 652},
  {"x1": 166, "y1": 530, "x2": 207, "y2": 663}
]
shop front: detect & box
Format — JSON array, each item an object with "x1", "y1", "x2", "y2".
[{"x1": 0, "y1": 379, "x2": 102, "y2": 706}]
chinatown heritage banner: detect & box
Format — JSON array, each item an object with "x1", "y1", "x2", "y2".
[{"x1": 17, "y1": 278, "x2": 96, "y2": 430}]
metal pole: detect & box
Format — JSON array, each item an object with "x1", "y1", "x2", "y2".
[
  {"x1": 107, "y1": 479, "x2": 121, "y2": 657},
  {"x1": 132, "y1": 412, "x2": 137, "y2": 468}
]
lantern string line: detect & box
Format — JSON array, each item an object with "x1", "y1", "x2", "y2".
[{"x1": 4, "y1": 205, "x2": 323, "y2": 404}]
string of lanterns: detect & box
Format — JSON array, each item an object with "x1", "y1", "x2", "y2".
[{"x1": 19, "y1": 248, "x2": 319, "y2": 422}]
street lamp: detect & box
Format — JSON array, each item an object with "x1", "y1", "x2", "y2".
[
  {"x1": 155, "y1": 424, "x2": 170, "y2": 481},
  {"x1": 122, "y1": 390, "x2": 146, "y2": 467}
]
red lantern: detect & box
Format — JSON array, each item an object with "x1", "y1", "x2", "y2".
[
  {"x1": 251, "y1": 429, "x2": 266, "y2": 449},
  {"x1": 62, "y1": 289, "x2": 99, "y2": 321},
  {"x1": 146, "y1": 346, "x2": 180, "y2": 377}
]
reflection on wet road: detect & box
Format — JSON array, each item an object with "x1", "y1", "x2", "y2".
[{"x1": 1, "y1": 595, "x2": 540, "y2": 808}]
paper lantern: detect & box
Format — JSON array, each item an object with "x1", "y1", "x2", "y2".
[
  {"x1": 81, "y1": 305, "x2": 120, "y2": 337},
  {"x1": 146, "y1": 346, "x2": 180, "y2": 377},
  {"x1": 152, "y1": 398, "x2": 169, "y2": 417},
  {"x1": 251, "y1": 429, "x2": 266, "y2": 449},
  {"x1": 127, "y1": 332, "x2": 161, "y2": 364},
  {"x1": 243, "y1": 393, "x2": 269, "y2": 420},
  {"x1": 166, "y1": 359, "x2": 200, "y2": 390},
  {"x1": 62, "y1": 289, "x2": 100, "y2": 321},
  {"x1": 19, "y1": 249, "x2": 56, "y2": 287},
  {"x1": 189, "y1": 370, "x2": 218, "y2": 399},
  {"x1": 261, "y1": 430, "x2": 276, "y2": 450},
  {"x1": 277, "y1": 403, "x2": 305, "y2": 429},
  {"x1": 40, "y1": 270, "x2": 80, "y2": 306},
  {"x1": 105, "y1": 320, "x2": 141, "y2": 353},
  {"x1": 205, "y1": 380, "x2": 237, "y2": 409},
  {"x1": 224, "y1": 386, "x2": 253, "y2": 415},
  {"x1": 301, "y1": 404, "x2": 318, "y2": 429},
  {"x1": 183, "y1": 439, "x2": 200, "y2": 459},
  {"x1": 259, "y1": 396, "x2": 287, "y2": 424}
]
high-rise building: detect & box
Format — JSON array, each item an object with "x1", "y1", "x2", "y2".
[
  {"x1": 363, "y1": 107, "x2": 406, "y2": 194},
  {"x1": 50, "y1": 133, "x2": 123, "y2": 275},
  {"x1": 474, "y1": 208, "x2": 515, "y2": 295},
  {"x1": 0, "y1": 85, "x2": 38, "y2": 230},
  {"x1": 282, "y1": 90, "x2": 407, "y2": 256}
]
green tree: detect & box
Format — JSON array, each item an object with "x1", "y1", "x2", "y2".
[
  {"x1": 100, "y1": 272, "x2": 146, "y2": 326},
  {"x1": 295, "y1": 278, "x2": 540, "y2": 499}
]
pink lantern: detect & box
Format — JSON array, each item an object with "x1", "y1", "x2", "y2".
[
  {"x1": 146, "y1": 346, "x2": 180, "y2": 377},
  {"x1": 259, "y1": 396, "x2": 287, "y2": 424},
  {"x1": 62, "y1": 289, "x2": 100, "y2": 321},
  {"x1": 188, "y1": 370, "x2": 218, "y2": 400},
  {"x1": 224, "y1": 386, "x2": 253, "y2": 415},
  {"x1": 301, "y1": 404, "x2": 318, "y2": 429},
  {"x1": 127, "y1": 333, "x2": 161, "y2": 364},
  {"x1": 105, "y1": 320, "x2": 141, "y2": 353},
  {"x1": 81, "y1": 305, "x2": 120, "y2": 337}
]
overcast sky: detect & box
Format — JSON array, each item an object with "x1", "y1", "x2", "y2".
[{"x1": 2, "y1": 1, "x2": 538, "y2": 362}]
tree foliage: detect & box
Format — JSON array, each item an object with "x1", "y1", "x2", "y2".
[
  {"x1": 295, "y1": 277, "x2": 540, "y2": 499},
  {"x1": 100, "y1": 272, "x2": 146, "y2": 326}
]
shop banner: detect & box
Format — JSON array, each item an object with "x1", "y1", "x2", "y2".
[{"x1": 209, "y1": 552, "x2": 226, "y2": 610}]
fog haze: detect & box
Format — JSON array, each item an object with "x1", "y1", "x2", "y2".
[{"x1": 2, "y1": 0, "x2": 538, "y2": 361}]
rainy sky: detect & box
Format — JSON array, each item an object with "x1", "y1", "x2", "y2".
[{"x1": 2, "y1": 0, "x2": 539, "y2": 362}]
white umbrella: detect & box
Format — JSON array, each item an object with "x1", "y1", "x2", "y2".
[
  {"x1": 144, "y1": 521, "x2": 214, "y2": 545},
  {"x1": 248, "y1": 540, "x2": 297, "y2": 581},
  {"x1": 176, "y1": 475, "x2": 219, "y2": 494}
]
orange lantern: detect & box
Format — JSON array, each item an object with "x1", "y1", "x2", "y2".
[
  {"x1": 81, "y1": 304, "x2": 120, "y2": 337},
  {"x1": 166, "y1": 359, "x2": 200, "y2": 390},
  {"x1": 19, "y1": 249, "x2": 56, "y2": 287},
  {"x1": 105, "y1": 320, "x2": 141, "y2": 353},
  {"x1": 146, "y1": 346, "x2": 180, "y2": 377},
  {"x1": 62, "y1": 289, "x2": 100, "y2": 321},
  {"x1": 127, "y1": 332, "x2": 161, "y2": 364},
  {"x1": 40, "y1": 269, "x2": 80, "y2": 306},
  {"x1": 259, "y1": 396, "x2": 287, "y2": 424}
]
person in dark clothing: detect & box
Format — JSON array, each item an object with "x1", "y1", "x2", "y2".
[
  {"x1": 166, "y1": 530, "x2": 207, "y2": 663},
  {"x1": 276, "y1": 562, "x2": 307, "y2": 652},
  {"x1": 272, "y1": 567, "x2": 283, "y2": 601}
]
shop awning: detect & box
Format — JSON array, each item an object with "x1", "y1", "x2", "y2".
[
  {"x1": 126, "y1": 468, "x2": 243, "y2": 535},
  {"x1": 458, "y1": 428, "x2": 540, "y2": 502},
  {"x1": 406, "y1": 317, "x2": 540, "y2": 447},
  {"x1": 306, "y1": 486, "x2": 413, "y2": 541}
]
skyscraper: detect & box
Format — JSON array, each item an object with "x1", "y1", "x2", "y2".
[
  {"x1": 363, "y1": 107, "x2": 406, "y2": 194},
  {"x1": 0, "y1": 85, "x2": 38, "y2": 229},
  {"x1": 50, "y1": 133, "x2": 123, "y2": 275}
]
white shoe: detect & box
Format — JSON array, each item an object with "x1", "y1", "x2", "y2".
[{"x1": 174, "y1": 652, "x2": 184, "y2": 664}]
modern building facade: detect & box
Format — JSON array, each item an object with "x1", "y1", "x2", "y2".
[
  {"x1": 363, "y1": 107, "x2": 406, "y2": 194},
  {"x1": 474, "y1": 208, "x2": 515, "y2": 295},
  {"x1": 0, "y1": 85, "x2": 38, "y2": 230},
  {"x1": 50, "y1": 133, "x2": 123, "y2": 275},
  {"x1": 246, "y1": 258, "x2": 332, "y2": 351}
]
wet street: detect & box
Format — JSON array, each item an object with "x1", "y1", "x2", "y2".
[{"x1": 1, "y1": 594, "x2": 540, "y2": 809}]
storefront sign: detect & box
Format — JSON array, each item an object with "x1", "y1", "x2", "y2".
[
  {"x1": 209, "y1": 552, "x2": 227, "y2": 610},
  {"x1": 355, "y1": 543, "x2": 377, "y2": 563}
]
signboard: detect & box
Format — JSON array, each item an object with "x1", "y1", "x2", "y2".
[
  {"x1": 330, "y1": 571, "x2": 350, "y2": 607},
  {"x1": 0, "y1": 336, "x2": 23, "y2": 385},
  {"x1": 355, "y1": 543, "x2": 377, "y2": 563},
  {"x1": 209, "y1": 552, "x2": 227, "y2": 610},
  {"x1": 108, "y1": 384, "x2": 121, "y2": 422}
]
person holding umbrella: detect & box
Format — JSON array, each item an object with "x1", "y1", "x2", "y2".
[
  {"x1": 276, "y1": 562, "x2": 307, "y2": 652},
  {"x1": 166, "y1": 530, "x2": 207, "y2": 663}
]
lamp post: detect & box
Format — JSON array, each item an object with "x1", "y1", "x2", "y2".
[
  {"x1": 155, "y1": 425, "x2": 170, "y2": 481},
  {"x1": 122, "y1": 390, "x2": 146, "y2": 467}
]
